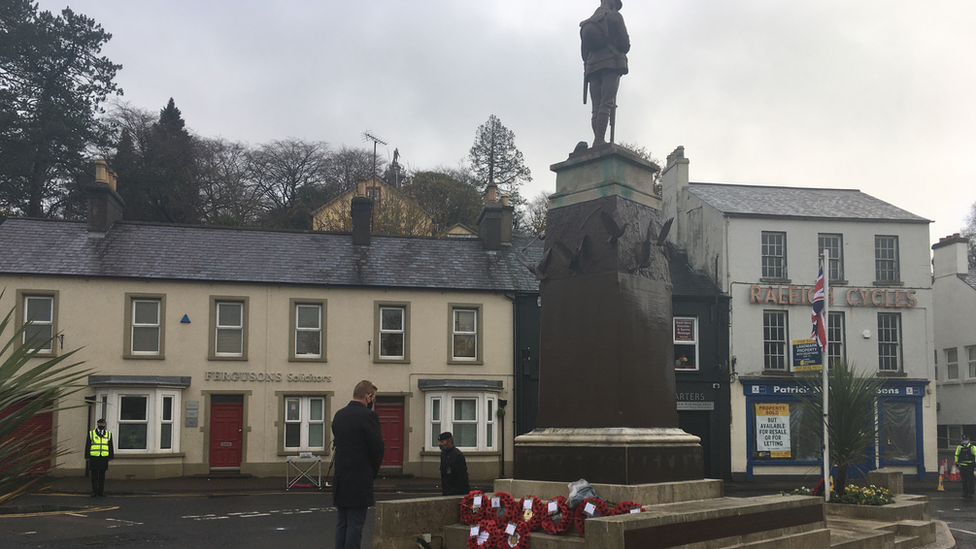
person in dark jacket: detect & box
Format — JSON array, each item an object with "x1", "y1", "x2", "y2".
[
  {"x1": 84, "y1": 418, "x2": 114, "y2": 497},
  {"x1": 332, "y1": 380, "x2": 384, "y2": 549},
  {"x1": 438, "y1": 431, "x2": 470, "y2": 496}
]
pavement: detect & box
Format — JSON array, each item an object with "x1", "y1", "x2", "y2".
[{"x1": 1, "y1": 473, "x2": 948, "y2": 501}]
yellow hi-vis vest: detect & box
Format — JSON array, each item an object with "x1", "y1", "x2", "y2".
[{"x1": 89, "y1": 430, "x2": 111, "y2": 457}]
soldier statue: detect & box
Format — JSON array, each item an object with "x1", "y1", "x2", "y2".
[{"x1": 581, "y1": 0, "x2": 630, "y2": 147}]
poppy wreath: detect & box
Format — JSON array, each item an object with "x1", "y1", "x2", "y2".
[
  {"x1": 488, "y1": 491, "x2": 518, "y2": 524},
  {"x1": 467, "y1": 519, "x2": 501, "y2": 549},
  {"x1": 517, "y1": 495, "x2": 544, "y2": 532},
  {"x1": 460, "y1": 490, "x2": 489, "y2": 525},
  {"x1": 497, "y1": 520, "x2": 530, "y2": 549},
  {"x1": 573, "y1": 497, "x2": 611, "y2": 538},
  {"x1": 612, "y1": 501, "x2": 645, "y2": 515},
  {"x1": 540, "y1": 495, "x2": 572, "y2": 535}
]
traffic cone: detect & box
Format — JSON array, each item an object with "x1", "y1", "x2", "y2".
[
  {"x1": 938, "y1": 462, "x2": 945, "y2": 490},
  {"x1": 950, "y1": 461, "x2": 962, "y2": 482}
]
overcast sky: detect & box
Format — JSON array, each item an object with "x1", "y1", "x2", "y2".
[{"x1": 43, "y1": 0, "x2": 976, "y2": 246}]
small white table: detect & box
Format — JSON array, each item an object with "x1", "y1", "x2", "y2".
[{"x1": 286, "y1": 454, "x2": 323, "y2": 490}]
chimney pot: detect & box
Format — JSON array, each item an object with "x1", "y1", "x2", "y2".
[{"x1": 486, "y1": 184, "x2": 498, "y2": 204}]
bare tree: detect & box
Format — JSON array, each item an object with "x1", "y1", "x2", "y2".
[
  {"x1": 197, "y1": 138, "x2": 262, "y2": 227},
  {"x1": 964, "y1": 201, "x2": 976, "y2": 268}
]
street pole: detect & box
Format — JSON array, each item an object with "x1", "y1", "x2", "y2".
[{"x1": 822, "y1": 249, "x2": 830, "y2": 502}]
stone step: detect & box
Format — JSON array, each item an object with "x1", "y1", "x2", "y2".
[{"x1": 829, "y1": 526, "x2": 893, "y2": 549}]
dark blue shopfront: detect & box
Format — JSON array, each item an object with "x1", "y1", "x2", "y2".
[{"x1": 741, "y1": 378, "x2": 929, "y2": 480}]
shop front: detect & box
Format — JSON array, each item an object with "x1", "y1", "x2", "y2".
[{"x1": 740, "y1": 377, "x2": 929, "y2": 481}]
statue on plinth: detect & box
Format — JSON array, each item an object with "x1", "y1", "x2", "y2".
[{"x1": 581, "y1": 0, "x2": 630, "y2": 147}]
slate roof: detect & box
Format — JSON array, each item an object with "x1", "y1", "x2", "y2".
[
  {"x1": 687, "y1": 183, "x2": 930, "y2": 223},
  {"x1": 965, "y1": 268, "x2": 976, "y2": 292},
  {"x1": 0, "y1": 218, "x2": 542, "y2": 293}
]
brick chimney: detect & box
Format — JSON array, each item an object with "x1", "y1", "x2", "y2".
[
  {"x1": 477, "y1": 183, "x2": 514, "y2": 251},
  {"x1": 351, "y1": 195, "x2": 373, "y2": 246},
  {"x1": 932, "y1": 233, "x2": 969, "y2": 278},
  {"x1": 86, "y1": 160, "x2": 123, "y2": 234}
]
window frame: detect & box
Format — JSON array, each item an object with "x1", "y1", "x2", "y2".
[
  {"x1": 374, "y1": 302, "x2": 410, "y2": 363},
  {"x1": 425, "y1": 391, "x2": 497, "y2": 453},
  {"x1": 124, "y1": 293, "x2": 165, "y2": 359},
  {"x1": 448, "y1": 303, "x2": 483, "y2": 364},
  {"x1": 827, "y1": 311, "x2": 845, "y2": 369},
  {"x1": 280, "y1": 394, "x2": 329, "y2": 454},
  {"x1": 877, "y1": 312, "x2": 902, "y2": 373},
  {"x1": 946, "y1": 347, "x2": 959, "y2": 380},
  {"x1": 818, "y1": 233, "x2": 845, "y2": 283},
  {"x1": 289, "y1": 299, "x2": 327, "y2": 362},
  {"x1": 673, "y1": 316, "x2": 699, "y2": 371},
  {"x1": 209, "y1": 296, "x2": 249, "y2": 360},
  {"x1": 763, "y1": 310, "x2": 789, "y2": 371},
  {"x1": 761, "y1": 231, "x2": 788, "y2": 280},
  {"x1": 92, "y1": 388, "x2": 182, "y2": 455},
  {"x1": 15, "y1": 290, "x2": 59, "y2": 356},
  {"x1": 968, "y1": 346, "x2": 976, "y2": 379},
  {"x1": 874, "y1": 235, "x2": 901, "y2": 283}
]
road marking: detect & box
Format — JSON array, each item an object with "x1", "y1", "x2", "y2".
[{"x1": 950, "y1": 527, "x2": 976, "y2": 536}]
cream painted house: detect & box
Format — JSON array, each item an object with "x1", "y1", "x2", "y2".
[
  {"x1": 662, "y1": 146, "x2": 937, "y2": 481},
  {"x1": 0, "y1": 178, "x2": 539, "y2": 481},
  {"x1": 312, "y1": 175, "x2": 434, "y2": 236},
  {"x1": 931, "y1": 234, "x2": 976, "y2": 460}
]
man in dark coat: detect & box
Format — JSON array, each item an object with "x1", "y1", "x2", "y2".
[
  {"x1": 332, "y1": 380, "x2": 385, "y2": 549},
  {"x1": 84, "y1": 418, "x2": 114, "y2": 497},
  {"x1": 438, "y1": 432, "x2": 470, "y2": 496}
]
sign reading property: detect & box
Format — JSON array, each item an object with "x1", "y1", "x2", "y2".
[
  {"x1": 792, "y1": 338, "x2": 822, "y2": 371},
  {"x1": 755, "y1": 403, "x2": 791, "y2": 458}
]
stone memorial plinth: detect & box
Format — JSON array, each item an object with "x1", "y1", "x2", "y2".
[{"x1": 514, "y1": 145, "x2": 703, "y2": 484}]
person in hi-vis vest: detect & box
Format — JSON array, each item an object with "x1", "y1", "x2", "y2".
[{"x1": 85, "y1": 418, "x2": 114, "y2": 497}]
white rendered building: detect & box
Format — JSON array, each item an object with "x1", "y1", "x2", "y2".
[{"x1": 662, "y1": 146, "x2": 937, "y2": 481}]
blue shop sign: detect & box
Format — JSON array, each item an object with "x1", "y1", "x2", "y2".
[{"x1": 743, "y1": 380, "x2": 925, "y2": 397}]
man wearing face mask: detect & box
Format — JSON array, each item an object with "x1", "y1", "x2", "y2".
[
  {"x1": 331, "y1": 380, "x2": 384, "y2": 549},
  {"x1": 438, "y1": 432, "x2": 470, "y2": 496},
  {"x1": 85, "y1": 418, "x2": 114, "y2": 497}
]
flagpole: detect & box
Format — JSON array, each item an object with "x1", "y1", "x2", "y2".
[{"x1": 822, "y1": 250, "x2": 830, "y2": 502}]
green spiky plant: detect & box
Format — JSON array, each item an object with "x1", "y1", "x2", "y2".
[
  {"x1": 796, "y1": 361, "x2": 884, "y2": 493},
  {"x1": 0, "y1": 295, "x2": 89, "y2": 496}
]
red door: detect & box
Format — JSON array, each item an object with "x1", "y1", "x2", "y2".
[
  {"x1": 0, "y1": 399, "x2": 53, "y2": 474},
  {"x1": 375, "y1": 401, "x2": 404, "y2": 467},
  {"x1": 209, "y1": 403, "x2": 243, "y2": 469}
]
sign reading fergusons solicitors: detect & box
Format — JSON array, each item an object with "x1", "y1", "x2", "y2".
[{"x1": 204, "y1": 371, "x2": 331, "y2": 383}]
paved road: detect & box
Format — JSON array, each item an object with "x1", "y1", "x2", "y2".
[
  {"x1": 929, "y1": 491, "x2": 976, "y2": 549},
  {"x1": 0, "y1": 491, "x2": 410, "y2": 549}
]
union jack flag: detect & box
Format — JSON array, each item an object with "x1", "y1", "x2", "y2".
[{"x1": 811, "y1": 263, "x2": 826, "y2": 352}]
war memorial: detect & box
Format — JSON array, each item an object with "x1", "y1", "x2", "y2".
[{"x1": 371, "y1": 2, "x2": 947, "y2": 548}]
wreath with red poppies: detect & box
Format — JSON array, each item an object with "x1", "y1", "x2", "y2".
[
  {"x1": 517, "y1": 495, "x2": 544, "y2": 532},
  {"x1": 466, "y1": 519, "x2": 500, "y2": 549},
  {"x1": 573, "y1": 497, "x2": 611, "y2": 537},
  {"x1": 488, "y1": 491, "x2": 518, "y2": 524},
  {"x1": 497, "y1": 520, "x2": 530, "y2": 549},
  {"x1": 540, "y1": 495, "x2": 572, "y2": 535},
  {"x1": 460, "y1": 490, "x2": 488, "y2": 525},
  {"x1": 612, "y1": 501, "x2": 645, "y2": 515}
]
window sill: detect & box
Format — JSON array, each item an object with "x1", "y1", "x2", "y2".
[
  {"x1": 289, "y1": 356, "x2": 328, "y2": 363},
  {"x1": 448, "y1": 359, "x2": 484, "y2": 366},
  {"x1": 375, "y1": 358, "x2": 410, "y2": 364},
  {"x1": 278, "y1": 450, "x2": 331, "y2": 458},
  {"x1": 208, "y1": 355, "x2": 249, "y2": 361},
  {"x1": 420, "y1": 450, "x2": 499, "y2": 457},
  {"x1": 873, "y1": 281, "x2": 904, "y2": 287},
  {"x1": 759, "y1": 278, "x2": 791, "y2": 285},
  {"x1": 877, "y1": 371, "x2": 907, "y2": 378},
  {"x1": 114, "y1": 452, "x2": 186, "y2": 459},
  {"x1": 124, "y1": 354, "x2": 165, "y2": 360},
  {"x1": 829, "y1": 279, "x2": 849, "y2": 286},
  {"x1": 760, "y1": 370, "x2": 794, "y2": 378}
]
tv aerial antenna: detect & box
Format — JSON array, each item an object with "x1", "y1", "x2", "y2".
[{"x1": 362, "y1": 131, "x2": 387, "y2": 177}]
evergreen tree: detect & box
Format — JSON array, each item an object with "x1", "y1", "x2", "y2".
[
  {"x1": 467, "y1": 115, "x2": 532, "y2": 206},
  {"x1": 0, "y1": 1, "x2": 122, "y2": 217}
]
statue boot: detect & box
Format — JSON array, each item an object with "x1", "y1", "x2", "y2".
[{"x1": 592, "y1": 113, "x2": 610, "y2": 147}]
